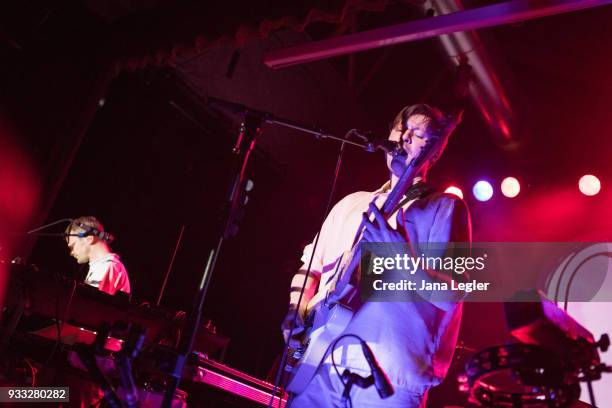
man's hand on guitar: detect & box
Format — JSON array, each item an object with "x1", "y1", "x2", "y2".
[
  {"x1": 281, "y1": 306, "x2": 306, "y2": 347},
  {"x1": 361, "y1": 202, "x2": 406, "y2": 244}
]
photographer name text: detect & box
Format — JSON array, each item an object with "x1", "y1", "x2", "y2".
[{"x1": 372, "y1": 279, "x2": 490, "y2": 292}]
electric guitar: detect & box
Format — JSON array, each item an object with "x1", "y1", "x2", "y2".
[{"x1": 286, "y1": 118, "x2": 458, "y2": 394}]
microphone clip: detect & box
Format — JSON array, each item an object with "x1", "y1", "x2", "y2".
[{"x1": 347, "y1": 129, "x2": 401, "y2": 155}]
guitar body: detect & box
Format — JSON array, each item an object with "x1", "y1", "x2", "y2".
[{"x1": 286, "y1": 302, "x2": 353, "y2": 394}]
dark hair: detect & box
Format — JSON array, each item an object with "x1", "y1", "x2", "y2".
[
  {"x1": 391, "y1": 104, "x2": 446, "y2": 136},
  {"x1": 391, "y1": 103, "x2": 462, "y2": 168}
]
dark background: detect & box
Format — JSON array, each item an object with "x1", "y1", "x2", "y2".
[{"x1": 1, "y1": 1, "x2": 611, "y2": 406}]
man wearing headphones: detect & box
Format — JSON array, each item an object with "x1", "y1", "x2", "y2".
[{"x1": 65, "y1": 216, "x2": 130, "y2": 295}]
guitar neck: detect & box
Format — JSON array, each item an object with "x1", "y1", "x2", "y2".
[
  {"x1": 329, "y1": 143, "x2": 436, "y2": 303},
  {"x1": 382, "y1": 170, "x2": 414, "y2": 216},
  {"x1": 351, "y1": 157, "x2": 419, "y2": 249}
]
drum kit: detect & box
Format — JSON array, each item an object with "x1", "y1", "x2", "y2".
[{"x1": 457, "y1": 289, "x2": 611, "y2": 408}]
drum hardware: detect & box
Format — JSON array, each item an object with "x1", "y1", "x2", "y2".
[
  {"x1": 460, "y1": 290, "x2": 611, "y2": 407},
  {"x1": 459, "y1": 343, "x2": 581, "y2": 407}
]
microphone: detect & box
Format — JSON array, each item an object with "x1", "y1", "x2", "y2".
[
  {"x1": 360, "y1": 340, "x2": 394, "y2": 399},
  {"x1": 367, "y1": 139, "x2": 402, "y2": 156},
  {"x1": 350, "y1": 129, "x2": 403, "y2": 156}
]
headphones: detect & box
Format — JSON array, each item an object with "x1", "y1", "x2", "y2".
[{"x1": 75, "y1": 222, "x2": 115, "y2": 244}]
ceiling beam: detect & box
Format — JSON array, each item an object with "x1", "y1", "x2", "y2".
[{"x1": 264, "y1": 0, "x2": 612, "y2": 69}]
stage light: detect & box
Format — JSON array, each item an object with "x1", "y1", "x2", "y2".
[
  {"x1": 473, "y1": 180, "x2": 493, "y2": 202},
  {"x1": 444, "y1": 186, "x2": 464, "y2": 199},
  {"x1": 579, "y1": 174, "x2": 601, "y2": 196},
  {"x1": 501, "y1": 177, "x2": 520, "y2": 198}
]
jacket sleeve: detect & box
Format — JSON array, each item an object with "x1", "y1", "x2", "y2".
[
  {"x1": 428, "y1": 194, "x2": 472, "y2": 245},
  {"x1": 414, "y1": 193, "x2": 472, "y2": 308}
]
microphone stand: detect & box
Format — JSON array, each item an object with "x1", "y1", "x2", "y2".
[
  {"x1": 207, "y1": 97, "x2": 381, "y2": 152},
  {"x1": 27, "y1": 218, "x2": 74, "y2": 235},
  {"x1": 24, "y1": 218, "x2": 74, "y2": 239},
  {"x1": 26, "y1": 233, "x2": 70, "y2": 237},
  {"x1": 160, "y1": 105, "x2": 263, "y2": 407},
  {"x1": 160, "y1": 97, "x2": 378, "y2": 408}
]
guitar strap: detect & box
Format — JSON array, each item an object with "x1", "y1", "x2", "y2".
[{"x1": 387, "y1": 182, "x2": 433, "y2": 217}]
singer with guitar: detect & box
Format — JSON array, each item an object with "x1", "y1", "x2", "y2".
[{"x1": 282, "y1": 104, "x2": 471, "y2": 407}]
